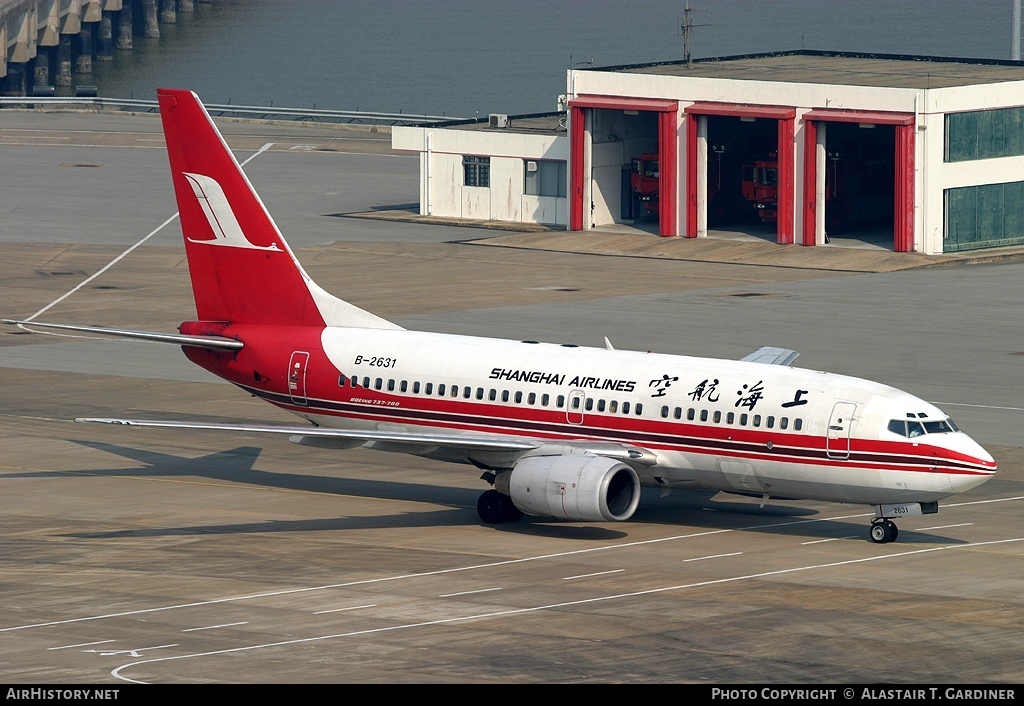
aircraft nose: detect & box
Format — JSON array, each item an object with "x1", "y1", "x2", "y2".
[{"x1": 949, "y1": 434, "x2": 997, "y2": 493}]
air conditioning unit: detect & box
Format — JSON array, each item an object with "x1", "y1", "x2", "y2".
[{"x1": 489, "y1": 113, "x2": 509, "y2": 128}]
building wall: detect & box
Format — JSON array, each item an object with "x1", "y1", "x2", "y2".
[
  {"x1": 569, "y1": 69, "x2": 1024, "y2": 254},
  {"x1": 393, "y1": 124, "x2": 568, "y2": 225},
  {"x1": 395, "y1": 67, "x2": 1024, "y2": 253},
  {"x1": 923, "y1": 83, "x2": 1024, "y2": 251}
]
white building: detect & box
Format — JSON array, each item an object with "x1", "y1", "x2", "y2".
[{"x1": 393, "y1": 50, "x2": 1024, "y2": 254}]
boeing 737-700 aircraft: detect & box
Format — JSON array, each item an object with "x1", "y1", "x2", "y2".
[{"x1": 5, "y1": 89, "x2": 997, "y2": 543}]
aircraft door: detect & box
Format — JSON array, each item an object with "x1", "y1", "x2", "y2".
[
  {"x1": 567, "y1": 389, "x2": 586, "y2": 425},
  {"x1": 288, "y1": 351, "x2": 310, "y2": 406},
  {"x1": 826, "y1": 401, "x2": 857, "y2": 459}
]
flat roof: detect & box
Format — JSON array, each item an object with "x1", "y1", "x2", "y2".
[{"x1": 599, "y1": 50, "x2": 1024, "y2": 90}]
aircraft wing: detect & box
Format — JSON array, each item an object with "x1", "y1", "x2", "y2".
[
  {"x1": 75, "y1": 418, "x2": 660, "y2": 466},
  {"x1": 77, "y1": 417, "x2": 539, "y2": 451},
  {"x1": 740, "y1": 346, "x2": 799, "y2": 366}
]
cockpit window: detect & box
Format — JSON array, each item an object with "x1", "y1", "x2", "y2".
[
  {"x1": 923, "y1": 420, "x2": 954, "y2": 434},
  {"x1": 889, "y1": 416, "x2": 959, "y2": 437},
  {"x1": 887, "y1": 420, "x2": 907, "y2": 436}
]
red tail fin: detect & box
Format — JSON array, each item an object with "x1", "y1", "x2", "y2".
[{"x1": 157, "y1": 88, "x2": 399, "y2": 330}]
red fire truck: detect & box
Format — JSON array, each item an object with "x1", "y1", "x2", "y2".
[
  {"x1": 630, "y1": 153, "x2": 660, "y2": 214},
  {"x1": 742, "y1": 147, "x2": 893, "y2": 233}
]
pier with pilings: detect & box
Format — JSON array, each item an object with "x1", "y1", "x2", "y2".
[{"x1": 0, "y1": 0, "x2": 209, "y2": 96}]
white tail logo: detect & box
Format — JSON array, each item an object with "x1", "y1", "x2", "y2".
[{"x1": 182, "y1": 172, "x2": 281, "y2": 251}]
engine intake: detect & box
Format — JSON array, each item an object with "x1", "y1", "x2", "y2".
[{"x1": 498, "y1": 454, "x2": 641, "y2": 522}]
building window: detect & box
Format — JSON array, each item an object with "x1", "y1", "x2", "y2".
[
  {"x1": 464, "y1": 156, "x2": 490, "y2": 187},
  {"x1": 946, "y1": 107, "x2": 1024, "y2": 162},
  {"x1": 525, "y1": 159, "x2": 567, "y2": 197},
  {"x1": 944, "y1": 181, "x2": 1024, "y2": 251}
]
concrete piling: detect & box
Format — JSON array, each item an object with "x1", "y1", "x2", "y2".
[
  {"x1": 117, "y1": 3, "x2": 134, "y2": 50},
  {"x1": 142, "y1": 0, "x2": 160, "y2": 38},
  {"x1": 75, "y1": 23, "x2": 93, "y2": 75},
  {"x1": 0, "y1": 0, "x2": 218, "y2": 95},
  {"x1": 55, "y1": 34, "x2": 72, "y2": 86},
  {"x1": 97, "y1": 13, "x2": 114, "y2": 61},
  {"x1": 160, "y1": 0, "x2": 176, "y2": 24}
]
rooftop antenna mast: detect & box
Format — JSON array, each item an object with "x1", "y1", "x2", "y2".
[{"x1": 679, "y1": 1, "x2": 710, "y2": 68}]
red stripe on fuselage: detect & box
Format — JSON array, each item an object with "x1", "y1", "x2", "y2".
[{"x1": 241, "y1": 384, "x2": 995, "y2": 477}]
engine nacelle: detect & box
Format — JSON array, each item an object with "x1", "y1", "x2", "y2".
[{"x1": 498, "y1": 454, "x2": 641, "y2": 522}]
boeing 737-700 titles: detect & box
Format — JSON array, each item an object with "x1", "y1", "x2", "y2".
[{"x1": 4, "y1": 89, "x2": 997, "y2": 543}]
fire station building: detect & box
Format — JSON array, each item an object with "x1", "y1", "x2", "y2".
[{"x1": 392, "y1": 50, "x2": 1024, "y2": 255}]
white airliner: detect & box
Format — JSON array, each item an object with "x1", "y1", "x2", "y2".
[{"x1": 5, "y1": 89, "x2": 996, "y2": 544}]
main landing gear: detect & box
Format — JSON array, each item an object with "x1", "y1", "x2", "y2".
[
  {"x1": 869, "y1": 518, "x2": 899, "y2": 544},
  {"x1": 477, "y1": 489, "x2": 524, "y2": 524}
]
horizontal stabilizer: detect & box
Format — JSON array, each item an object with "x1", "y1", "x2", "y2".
[
  {"x1": 740, "y1": 346, "x2": 799, "y2": 366},
  {"x1": 3, "y1": 320, "x2": 243, "y2": 351}
]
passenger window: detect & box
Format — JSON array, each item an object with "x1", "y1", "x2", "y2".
[
  {"x1": 673, "y1": 407, "x2": 682, "y2": 420},
  {"x1": 780, "y1": 417, "x2": 788, "y2": 430},
  {"x1": 609, "y1": 400, "x2": 618, "y2": 414},
  {"x1": 661, "y1": 405, "x2": 669, "y2": 418},
  {"x1": 338, "y1": 374, "x2": 347, "y2": 387},
  {"x1": 374, "y1": 378, "x2": 383, "y2": 390},
  {"x1": 515, "y1": 391, "x2": 523, "y2": 404},
  {"x1": 412, "y1": 381, "x2": 420, "y2": 394},
  {"x1": 753, "y1": 414, "x2": 761, "y2": 427},
  {"x1": 635, "y1": 403, "x2": 643, "y2": 415},
  {"x1": 597, "y1": 399, "x2": 606, "y2": 412},
  {"x1": 740, "y1": 413, "x2": 748, "y2": 426},
  {"x1": 687, "y1": 408, "x2": 695, "y2": 421},
  {"x1": 424, "y1": 382, "x2": 432, "y2": 395},
  {"x1": 489, "y1": 389, "x2": 497, "y2": 401},
  {"x1": 585, "y1": 398, "x2": 593, "y2": 411},
  {"x1": 400, "y1": 380, "x2": 408, "y2": 393},
  {"x1": 475, "y1": 387, "x2": 484, "y2": 400},
  {"x1": 766, "y1": 416, "x2": 775, "y2": 429},
  {"x1": 362, "y1": 377, "x2": 370, "y2": 388},
  {"x1": 450, "y1": 386, "x2": 459, "y2": 398},
  {"x1": 464, "y1": 387, "x2": 473, "y2": 399},
  {"x1": 794, "y1": 419, "x2": 803, "y2": 431},
  {"x1": 387, "y1": 379, "x2": 395, "y2": 392},
  {"x1": 623, "y1": 402, "x2": 631, "y2": 414},
  {"x1": 556, "y1": 395, "x2": 565, "y2": 408},
  {"x1": 528, "y1": 392, "x2": 536, "y2": 405},
  {"x1": 541, "y1": 393, "x2": 550, "y2": 406},
  {"x1": 700, "y1": 409, "x2": 708, "y2": 422},
  {"x1": 571, "y1": 396, "x2": 581, "y2": 410},
  {"x1": 727, "y1": 412, "x2": 735, "y2": 424},
  {"x1": 437, "y1": 383, "x2": 446, "y2": 396},
  {"x1": 502, "y1": 390, "x2": 509, "y2": 402}
]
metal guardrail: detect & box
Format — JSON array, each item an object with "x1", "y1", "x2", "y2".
[{"x1": 0, "y1": 96, "x2": 465, "y2": 126}]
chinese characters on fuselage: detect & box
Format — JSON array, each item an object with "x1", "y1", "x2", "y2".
[{"x1": 488, "y1": 366, "x2": 810, "y2": 411}]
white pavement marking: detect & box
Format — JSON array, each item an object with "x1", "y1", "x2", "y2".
[{"x1": 109, "y1": 537, "x2": 1024, "y2": 684}]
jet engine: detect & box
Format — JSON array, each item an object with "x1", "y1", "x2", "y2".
[{"x1": 496, "y1": 454, "x2": 641, "y2": 522}]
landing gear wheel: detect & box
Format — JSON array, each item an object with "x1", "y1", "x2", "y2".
[
  {"x1": 869, "y1": 519, "x2": 898, "y2": 544},
  {"x1": 477, "y1": 490, "x2": 522, "y2": 524}
]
